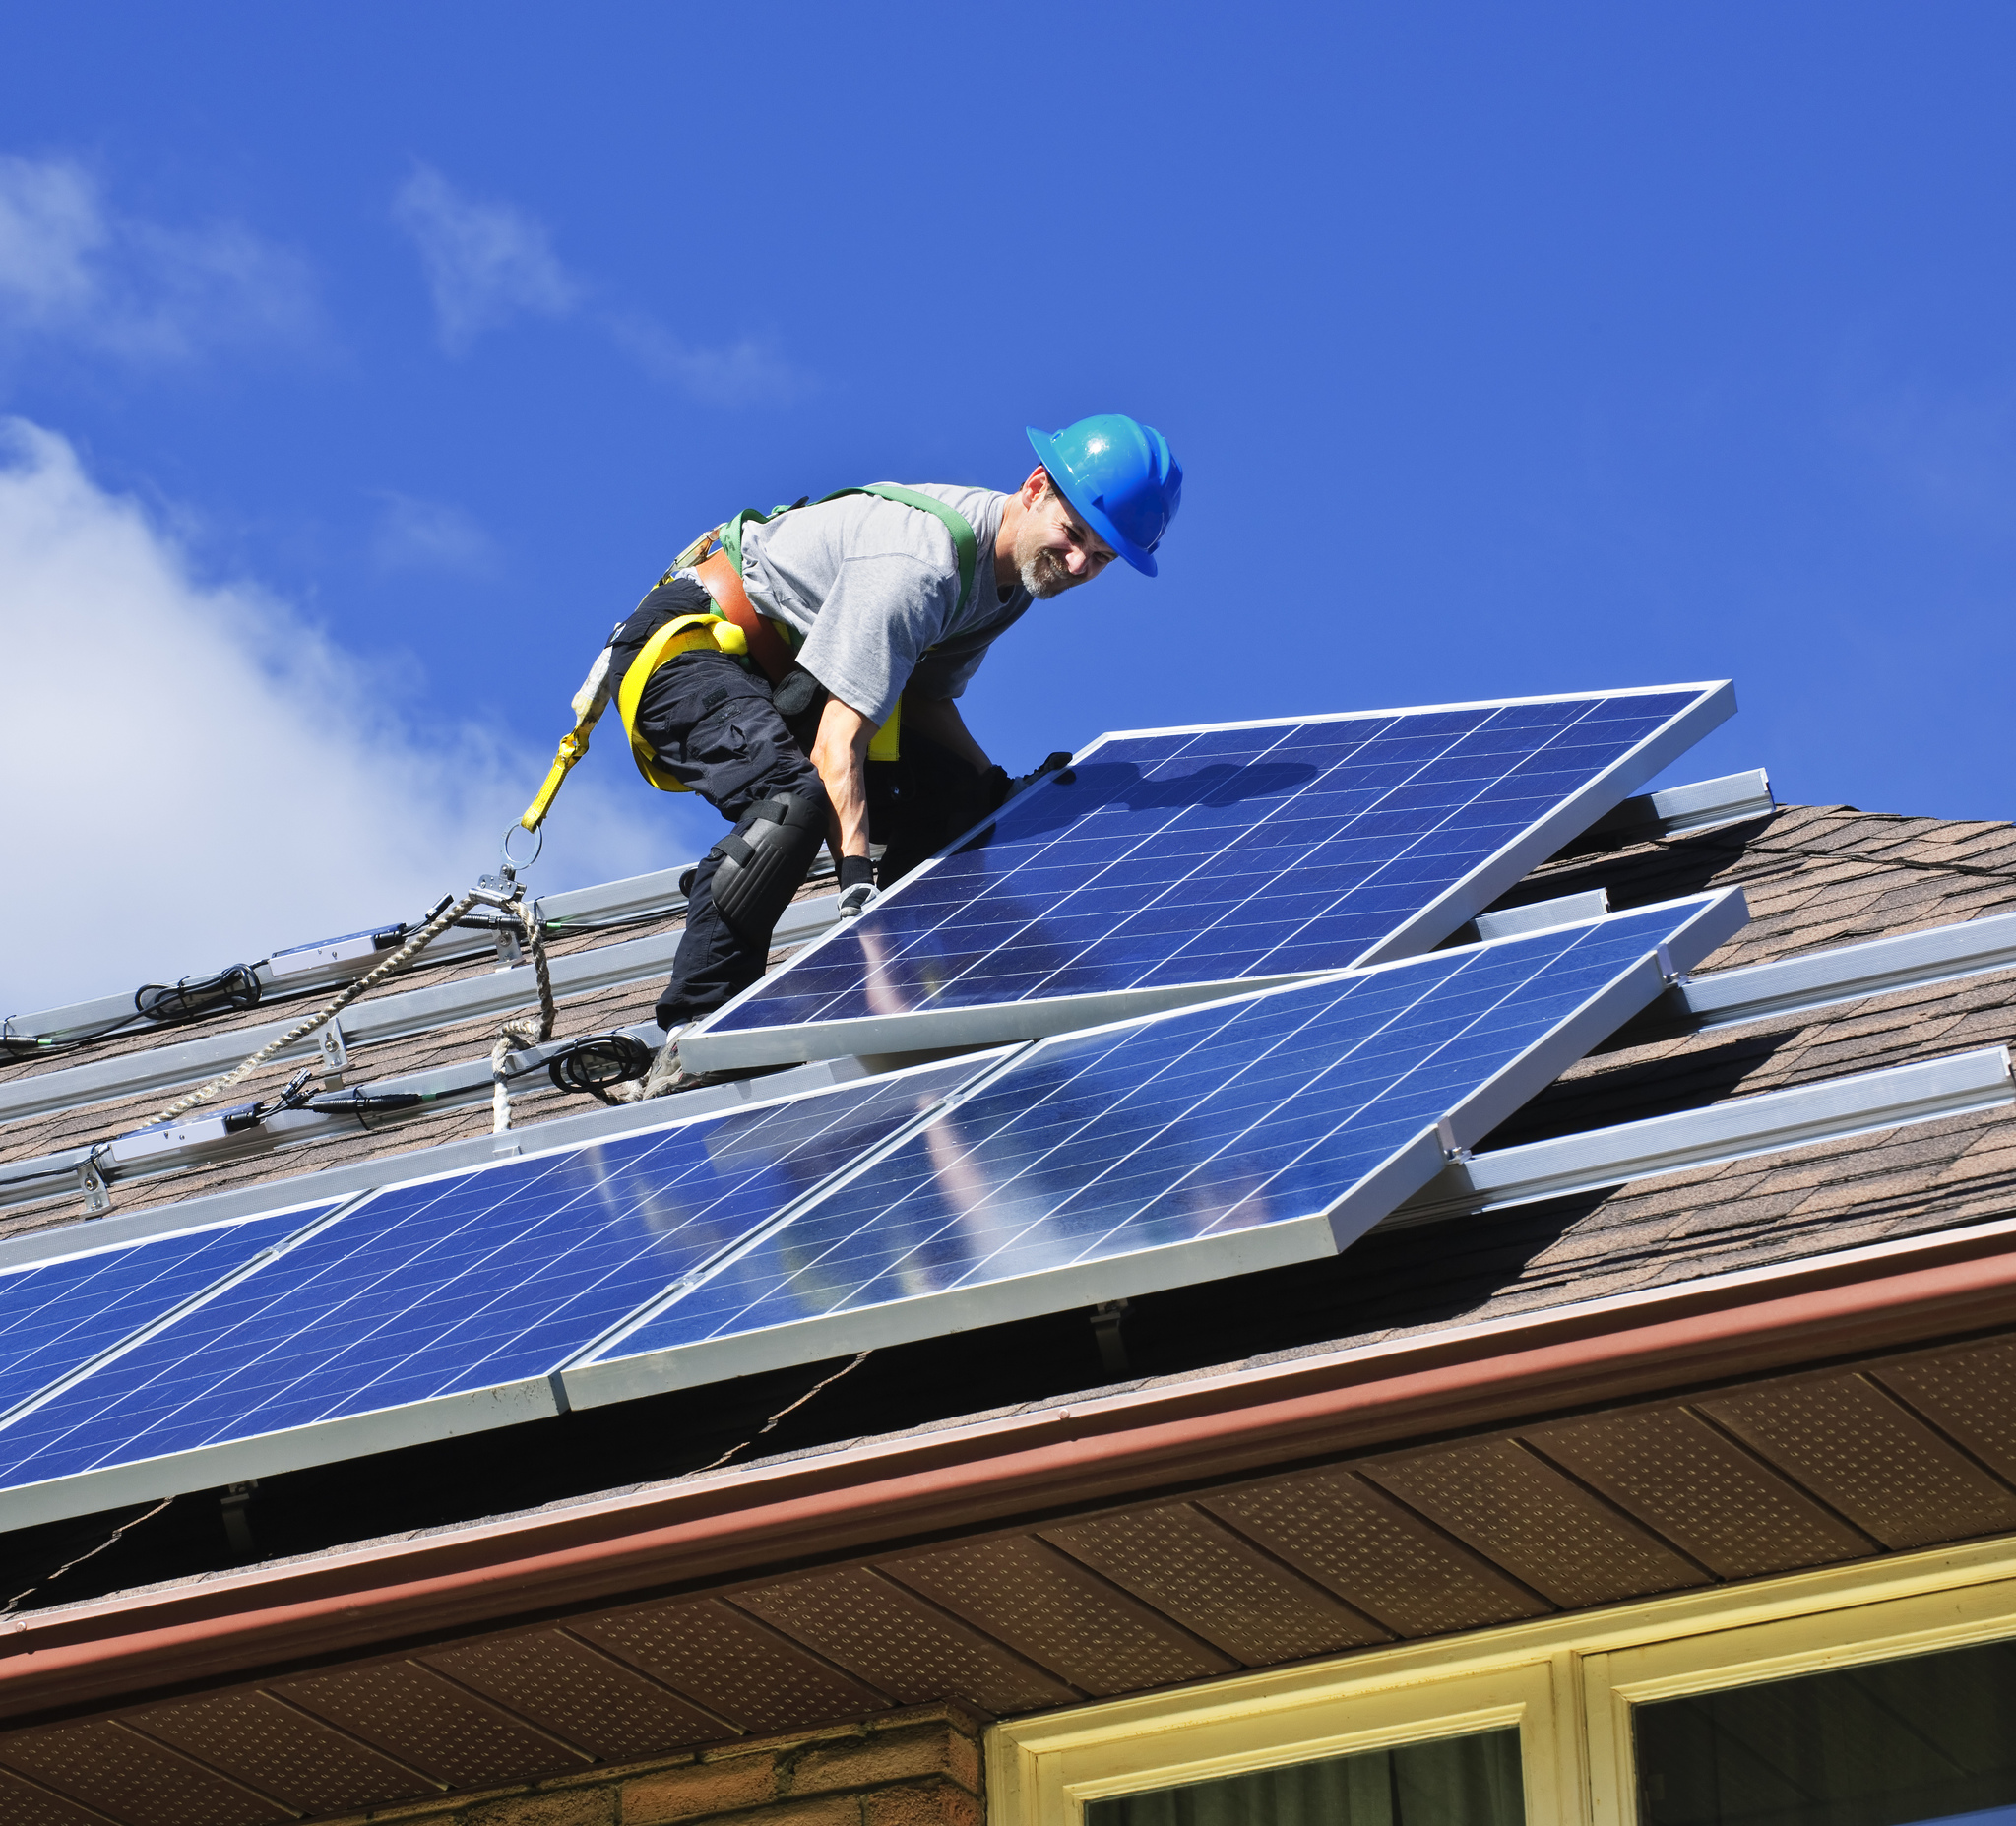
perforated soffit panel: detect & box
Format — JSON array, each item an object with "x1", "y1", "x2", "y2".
[
  {"x1": 0, "y1": 889, "x2": 1743, "y2": 1529},
  {"x1": 680, "y1": 683, "x2": 1734, "y2": 1072}
]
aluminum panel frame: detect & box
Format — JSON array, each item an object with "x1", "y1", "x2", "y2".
[
  {"x1": 678, "y1": 972, "x2": 1327, "y2": 1073},
  {"x1": 0, "y1": 1375, "x2": 561, "y2": 1533},
  {"x1": 1672, "y1": 908, "x2": 2016, "y2": 1032},
  {"x1": 1390, "y1": 1044, "x2": 2016, "y2": 1224}
]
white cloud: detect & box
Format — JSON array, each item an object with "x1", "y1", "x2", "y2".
[
  {"x1": 604, "y1": 312, "x2": 806, "y2": 408},
  {"x1": 370, "y1": 490, "x2": 502, "y2": 578},
  {"x1": 391, "y1": 164, "x2": 805, "y2": 402},
  {"x1": 0, "y1": 155, "x2": 320, "y2": 363},
  {"x1": 392, "y1": 164, "x2": 579, "y2": 355},
  {"x1": 0, "y1": 419, "x2": 717, "y2": 1013}
]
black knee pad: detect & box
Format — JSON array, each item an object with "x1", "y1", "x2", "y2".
[{"x1": 709, "y1": 792, "x2": 827, "y2": 940}]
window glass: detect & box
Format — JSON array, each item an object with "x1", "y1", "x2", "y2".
[
  {"x1": 1634, "y1": 1635, "x2": 2016, "y2": 1826},
  {"x1": 1084, "y1": 1728, "x2": 1524, "y2": 1826}
]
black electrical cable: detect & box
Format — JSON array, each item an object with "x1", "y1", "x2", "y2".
[
  {"x1": 2, "y1": 1009, "x2": 159, "y2": 1064},
  {"x1": 134, "y1": 964, "x2": 264, "y2": 1026},
  {"x1": 545, "y1": 1034, "x2": 654, "y2": 1103},
  {"x1": 305, "y1": 1088, "x2": 426, "y2": 1116},
  {"x1": 0, "y1": 1157, "x2": 91, "y2": 1192}
]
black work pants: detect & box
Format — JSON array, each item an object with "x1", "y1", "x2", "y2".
[{"x1": 641, "y1": 652, "x2": 825, "y2": 1029}]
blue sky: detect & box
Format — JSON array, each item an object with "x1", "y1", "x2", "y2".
[{"x1": 6, "y1": 3, "x2": 2016, "y2": 1004}]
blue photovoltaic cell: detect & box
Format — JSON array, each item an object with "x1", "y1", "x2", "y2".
[
  {"x1": 609, "y1": 902, "x2": 1714, "y2": 1360},
  {"x1": 712, "y1": 689, "x2": 1713, "y2": 1037},
  {"x1": 0, "y1": 1206, "x2": 330, "y2": 1418},
  {"x1": 0, "y1": 1063, "x2": 976, "y2": 1494}
]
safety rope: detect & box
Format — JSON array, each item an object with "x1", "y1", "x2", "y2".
[
  {"x1": 144, "y1": 885, "x2": 557, "y2": 1135},
  {"x1": 490, "y1": 900, "x2": 556, "y2": 1133},
  {"x1": 145, "y1": 889, "x2": 485, "y2": 1128}
]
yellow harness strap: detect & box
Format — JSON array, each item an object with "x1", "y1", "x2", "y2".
[
  {"x1": 520, "y1": 727, "x2": 591, "y2": 831},
  {"x1": 615, "y1": 613, "x2": 750, "y2": 792},
  {"x1": 519, "y1": 642, "x2": 622, "y2": 832},
  {"x1": 522, "y1": 511, "x2": 910, "y2": 831},
  {"x1": 868, "y1": 697, "x2": 901, "y2": 763}
]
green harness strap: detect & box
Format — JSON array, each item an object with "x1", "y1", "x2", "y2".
[{"x1": 719, "y1": 483, "x2": 979, "y2": 621}]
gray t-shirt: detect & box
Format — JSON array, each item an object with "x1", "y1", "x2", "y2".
[{"x1": 737, "y1": 484, "x2": 1031, "y2": 726}]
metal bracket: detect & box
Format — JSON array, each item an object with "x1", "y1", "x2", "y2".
[
  {"x1": 318, "y1": 1017, "x2": 348, "y2": 1090},
  {"x1": 474, "y1": 870, "x2": 527, "y2": 965},
  {"x1": 473, "y1": 866, "x2": 524, "y2": 907},
  {"x1": 78, "y1": 1154, "x2": 111, "y2": 1215},
  {"x1": 220, "y1": 1480, "x2": 259, "y2": 1559},
  {"x1": 1091, "y1": 1299, "x2": 1131, "y2": 1378}
]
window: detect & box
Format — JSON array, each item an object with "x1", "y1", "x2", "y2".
[
  {"x1": 1087, "y1": 1730, "x2": 1525, "y2": 1826},
  {"x1": 1633, "y1": 1637, "x2": 2016, "y2": 1826},
  {"x1": 991, "y1": 1535, "x2": 2016, "y2": 1826}
]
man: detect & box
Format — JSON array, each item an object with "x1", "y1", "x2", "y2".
[{"x1": 601, "y1": 413, "x2": 1182, "y2": 1094}]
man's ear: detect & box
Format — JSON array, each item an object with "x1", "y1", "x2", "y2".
[{"x1": 1021, "y1": 465, "x2": 1051, "y2": 506}]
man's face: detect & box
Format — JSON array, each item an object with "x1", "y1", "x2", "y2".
[{"x1": 1014, "y1": 472, "x2": 1119, "y2": 598}]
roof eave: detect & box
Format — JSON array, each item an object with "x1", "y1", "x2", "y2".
[{"x1": 7, "y1": 1209, "x2": 2016, "y2": 1723}]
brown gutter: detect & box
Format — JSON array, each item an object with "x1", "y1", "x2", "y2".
[{"x1": 6, "y1": 1215, "x2": 2016, "y2": 1720}]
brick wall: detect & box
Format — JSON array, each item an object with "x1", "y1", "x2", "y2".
[{"x1": 330, "y1": 1703, "x2": 988, "y2": 1826}]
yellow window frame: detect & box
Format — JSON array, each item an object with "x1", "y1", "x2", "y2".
[{"x1": 988, "y1": 1533, "x2": 2016, "y2": 1826}]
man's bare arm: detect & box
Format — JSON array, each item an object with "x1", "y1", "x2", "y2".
[
  {"x1": 809, "y1": 695, "x2": 876, "y2": 860},
  {"x1": 899, "y1": 692, "x2": 992, "y2": 775}
]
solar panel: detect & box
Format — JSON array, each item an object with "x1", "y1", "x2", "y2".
[
  {"x1": 572, "y1": 889, "x2": 1746, "y2": 1403},
  {"x1": 682, "y1": 684, "x2": 1733, "y2": 1071},
  {"x1": 0, "y1": 1204, "x2": 338, "y2": 1425},
  {"x1": 0, "y1": 1060, "x2": 981, "y2": 1527}
]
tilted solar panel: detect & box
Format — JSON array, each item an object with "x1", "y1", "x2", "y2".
[
  {"x1": 682, "y1": 684, "x2": 1733, "y2": 1071},
  {"x1": 0, "y1": 1203, "x2": 337, "y2": 1425},
  {"x1": 0, "y1": 1061, "x2": 979, "y2": 1528},
  {"x1": 574, "y1": 888, "x2": 1747, "y2": 1404}
]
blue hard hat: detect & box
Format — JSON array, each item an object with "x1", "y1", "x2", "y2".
[{"x1": 1025, "y1": 414, "x2": 1182, "y2": 577}]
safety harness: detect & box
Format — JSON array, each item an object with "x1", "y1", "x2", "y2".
[{"x1": 518, "y1": 485, "x2": 979, "y2": 832}]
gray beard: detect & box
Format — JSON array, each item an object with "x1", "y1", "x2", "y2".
[{"x1": 1019, "y1": 548, "x2": 1073, "y2": 598}]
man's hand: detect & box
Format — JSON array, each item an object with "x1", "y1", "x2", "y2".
[
  {"x1": 836, "y1": 854, "x2": 877, "y2": 918},
  {"x1": 1006, "y1": 751, "x2": 1075, "y2": 799}
]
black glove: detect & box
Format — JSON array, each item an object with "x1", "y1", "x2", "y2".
[
  {"x1": 1005, "y1": 751, "x2": 1075, "y2": 800},
  {"x1": 836, "y1": 853, "x2": 877, "y2": 917}
]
